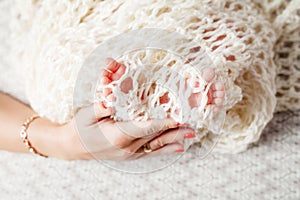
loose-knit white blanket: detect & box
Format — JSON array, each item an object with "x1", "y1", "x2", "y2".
[{"x1": 1, "y1": 0, "x2": 300, "y2": 154}]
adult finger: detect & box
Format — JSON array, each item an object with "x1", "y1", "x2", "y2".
[
  {"x1": 114, "y1": 118, "x2": 180, "y2": 140},
  {"x1": 139, "y1": 143, "x2": 184, "y2": 159},
  {"x1": 74, "y1": 102, "x2": 113, "y2": 126},
  {"x1": 125, "y1": 127, "x2": 190, "y2": 153},
  {"x1": 93, "y1": 102, "x2": 113, "y2": 119},
  {"x1": 149, "y1": 128, "x2": 195, "y2": 151}
]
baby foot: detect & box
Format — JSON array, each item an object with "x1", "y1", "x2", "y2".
[
  {"x1": 159, "y1": 68, "x2": 225, "y2": 114},
  {"x1": 101, "y1": 58, "x2": 225, "y2": 116},
  {"x1": 101, "y1": 58, "x2": 133, "y2": 104},
  {"x1": 188, "y1": 68, "x2": 225, "y2": 114}
]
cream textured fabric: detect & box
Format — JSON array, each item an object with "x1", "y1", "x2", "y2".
[
  {"x1": 253, "y1": 0, "x2": 300, "y2": 112},
  {"x1": 3, "y1": 0, "x2": 300, "y2": 153},
  {"x1": 95, "y1": 40, "x2": 225, "y2": 134},
  {"x1": 275, "y1": 27, "x2": 300, "y2": 112}
]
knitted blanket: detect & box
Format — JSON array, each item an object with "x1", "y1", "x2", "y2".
[{"x1": 3, "y1": 0, "x2": 300, "y2": 153}]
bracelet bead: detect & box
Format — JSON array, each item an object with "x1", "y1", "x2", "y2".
[{"x1": 20, "y1": 115, "x2": 48, "y2": 158}]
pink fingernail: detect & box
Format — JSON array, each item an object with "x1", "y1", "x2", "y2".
[
  {"x1": 184, "y1": 132, "x2": 195, "y2": 139},
  {"x1": 175, "y1": 149, "x2": 185, "y2": 153},
  {"x1": 177, "y1": 123, "x2": 189, "y2": 127},
  {"x1": 176, "y1": 123, "x2": 184, "y2": 127}
]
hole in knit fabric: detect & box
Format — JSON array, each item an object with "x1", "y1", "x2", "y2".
[
  {"x1": 79, "y1": 8, "x2": 94, "y2": 23},
  {"x1": 226, "y1": 55, "x2": 236, "y2": 61},
  {"x1": 282, "y1": 65, "x2": 290, "y2": 70},
  {"x1": 254, "y1": 24, "x2": 262, "y2": 33},
  {"x1": 190, "y1": 25, "x2": 200, "y2": 30},
  {"x1": 189, "y1": 16, "x2": 201, "y2": 23},
  {"x1": 279, "y1": 52, "x2": 289, "y2": 58},
  {"x1": 213, "y1": 18, "x2": 221, "y2": 23},
  {"x1": 215, "y1": 34, "x2": 227, "y2": 42},
  {"x1": 233, "y1": 4, "x2": 243, "y2": 11},
  {"x1": 245, "y1": 37, "x2": 254, "y2": 45},
  {"x1": 278, "y1": 74, "x2": 290, "y2": 81},
  {"x1": 156, "y1": 7, "x2": 171, "y2": 17},
  {"x1": 203, "y1": 27, "x2": 216, "y2": 33},
  {"x1": 280, "y1": 86, "x2": 289, "y2": 91},
  {"x1": 294, "y1": 64, "x2": 300, "y2": 71},
  {"x1": 112, "y1": 2, "x2": 124, "y2": 14},
  {"x1": 258, "y1": 52, "x2": 265, "y2": 59},
  {"x1": 212, "y1": 45, "x2": 219, "y2": 51},
  {"x1": 189, "y1": 46, "x2": 201, "y2": 53},
  {"x1": 276, "y1": 92, "x2": 283, "y2": 97},
  {"x1": 203, "y1": 36, "x2": 211, "y2": 40},
  {"x1": 284, "y1": 41, "x2": 293, "y2": 48},
  {"x1": 225, "y1": 2, "x2": 231, "y2": 8}
]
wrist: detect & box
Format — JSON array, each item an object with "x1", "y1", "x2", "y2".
[
  {"x1": 58, "y1": 120, "x2": 85, "y2": 160},
  {"x1": 60, "y1": 119, "x2": 97, "y2": 160},
  {"x1": 27, "y1": 116, "x2": 66, "y2": 159}
]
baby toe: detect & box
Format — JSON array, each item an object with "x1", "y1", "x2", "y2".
[
  {"x1": 107, "y1": 93, "x2": 116, "y2": 102},
  {"x1": 213, "y1": 98, "x2": 223, "y2": 105},
  {"x1": 101, "y1": 76, "x2": 110, "y2": 85},
  {"x1": 188, "y1": 93, "x2": 201, "y2": 108},
  {"x1": 213, "y1": 82, "x2": 225, "y2": 91},
  {"x1": 159, "y1": 92, "x2": 170, "y2": 104},
  {"x1": 112, "y1": 63, "x2": 126, "y2": 80},
  {"x1": 103, "y1": 88, "x2": 112, "y2": 96},
  {"x1": 213, "y1": 106, "x2": 221, "y2": 113},
  {"x1": 105, "y1": 58, "x2": 120, "y2": 73},
  {"x1": 201, "y1": 68, "x2": 215, "y2": 83},
  {"x1": 213, "y1": 90, "x2": 225, "y2": 98},
  {"x1": 120, "y1": 77, "x2": 133, "y2": 93}
]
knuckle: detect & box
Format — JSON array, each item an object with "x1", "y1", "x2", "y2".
[
  {"x1": 111, "y1": 136, "x2": 128, "y2": 148},
  {"x1": 155, "y1": 138, "x2": 165, "y2": 148},
  {"x1": 123, "y1": 146, "x2": 136, "y2": 154},
  {"x1": 164, "y1": 119, "x2": 173, "y2": 130},
  {"x1": 163, "y1": 122, "x2": 169, "y2": 130},
  {"x1": 117, "y1": 149, "x2": 132, "y2": 158},
  {"x1": 146, "y1": 126, "x2": 157, "y2": 137}
]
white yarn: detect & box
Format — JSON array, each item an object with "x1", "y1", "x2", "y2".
[
  {"x1": 95, "y1": 43, "x2": 219, "y2": 132},
  {"x1": 5, "y1": 0, "x2": 300, "y2": 153},
  {"x1": 252, "y1": 0, "x2": 300, "y2": 112}
]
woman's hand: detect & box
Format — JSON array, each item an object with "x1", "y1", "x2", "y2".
[
  {"x1": 59, "y1": 103, "x2": 196, "y2": 160},
  {"x1": 0, "y1": 92, "x2": 195, "y2": 160}
]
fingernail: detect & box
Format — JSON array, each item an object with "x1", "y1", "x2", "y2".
[
  {"x1": 175, "y1": 149, "x2": 185, "y2": 153},
  {"x1": 184, "y1": 132, "x2": 196, "y2": 139},
  {"x1": 177, "y1": 122, "x2": 189, "y2": 127}
]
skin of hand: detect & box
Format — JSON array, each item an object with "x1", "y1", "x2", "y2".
[
  {"x1": 0, "y1": 92, "x2": 64, "y2": 158},
  {"x1": 0, "y1": 92, "x2": 195, "y2": 160},
  {"x1": 59, "y1": 102, "x2": 195, "y2": 160}
]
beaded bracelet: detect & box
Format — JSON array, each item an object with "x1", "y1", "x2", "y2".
[{"x1": 20, "y1": 115, "x2": 48, "y2": 158}]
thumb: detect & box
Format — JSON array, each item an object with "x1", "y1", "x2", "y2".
[
  {"x1": 93, "y1": 101, "x2": 113, "y2": 120},
  {"x1": 75, "y1": 102, "x2": 113, "y2": 125}
]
